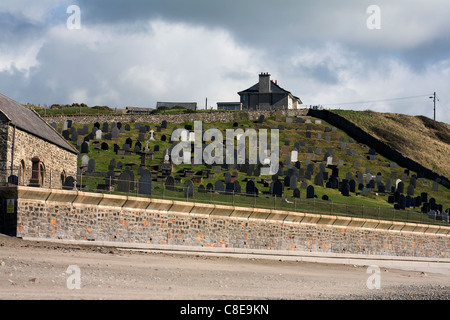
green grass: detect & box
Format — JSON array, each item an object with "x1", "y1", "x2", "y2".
[{"x1": 64, "y1": 115, "x2": 450, "y2": 226}]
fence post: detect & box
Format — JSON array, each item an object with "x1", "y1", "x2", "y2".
[
  {"x1": 232, "y1": 190, "x2": 235, "y2": 206},
  {"x1": 313, "y1": 199, "x2": 315, "y2": 214},
  {"x1": 162, "y1": 183, "x2": 165, "y2": 199},
  {"x1": 109, "y1": 176, "x2": 112, "y2": 194},
  {"x1": 49, "y1": 170, "x2": 52, "y2": 189},
  {"x1": 361, "y1": 205, "x2": 364, "y2": 218},
  {"x1": 330, "y1": 200, "x2": 333, "y2": 215},
  {"x1": 274, "y1": 195, "x2": 276, "y2": 210}
]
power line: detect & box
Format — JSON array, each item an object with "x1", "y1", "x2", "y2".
[{"x1": 319, "y1": 94, "x2": 433, "y2": 107}]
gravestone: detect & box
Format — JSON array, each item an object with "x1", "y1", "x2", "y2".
[
  {"x1": 385, "y1": 179, "x2": 392, "y2": 193},
  {"x1": 405, "y1": 195, "x2": 411, "y2": 208},
  {"x1": 398, "y1": 195, "x2": 406, "y2": 210},
  {"x1": 289, "y1": 175, "x2": 298, "y2": 190},
  {"x1": 421, "y1": 192, "x2": 428, "y2": 203},
  {"x1": 62, "y1": 130, "x2": 70, "y2": 140},
  {"x1": 300, "y1": 181, "x2": 308, "y2": 189},
  {"x1": 306, "y1": 185, "x2": 315, "y2": 199},
  {"x1": 184, "y1": 180, "x2": 194, "y2": 198},
  {"x1": 293, "y1": 188, "x2": 300, "y2": 198},
  {"x1": 112, "y1": 127, "x2": 119, "y2": 138},
  {"x1": 81, "y1": 142, "x2": 89, "y2": 154},
  {"x1": 432, "y1": 181, "x2": 439, "y2": 191},
  {"x1": 407, "y1": 184, "x2": 415, "y2": 196},
  {"x1": 397, "y1": 181, "x2": 404, "y2": 194},
  {"x1": 258, "y1": 115, "x2": 265, "y2": 123},
  {"x1": 341, "y1": 181, "x2": 350, "y2": 197},
  {"x1": 245, "y1": 180, "x2": 256, "y2": 196},
  {"x1": 138, "y1": 172, "x2": 152, "y2": 196},
  {"x1": 224, "y1": 172, "x2": 231, "y2": 184},
  {"x1": 117, "y1": 172, "x2": 131, "y2": 193},
  {"x1": 165, "y1": 175, "x2": 175, "y2": 191},
  {"x1": 349, "y1": 179, "x2": 356, "y2": 193},
  {"x1": 314, "y1": 172, "x2": 324, "y2": 186},
  {"x1": 101, "y1": 142, "x2": 109, "y2": 151},
  {"x1": 272, "y1": 180, "x2": 283, "y2": 197},
  {"x1": 215, "y1": 180, "x2": 225, "y2": 192},
  {"x1": 87, "y1": 159, "x2": 96, "y2": 173},
  {"x1": 81, "y1": 155, "x2": 89, "y2": 166},
  {"x1": 70, "y1": 127, "x2": 78, "y2": 142}
]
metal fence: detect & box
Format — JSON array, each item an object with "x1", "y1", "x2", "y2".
[{"x1": 2, "y1": 168, "x2": 449, "y2": 226}]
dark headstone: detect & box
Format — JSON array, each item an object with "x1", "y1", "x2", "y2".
[
  {"x1": 243, "y1": 180, "x2": 256, "y2": 196},
  {"x1": 421, "y1": 192, "x2": 428, "y2": 203},
  {"x1": 184, "y1": 180, "x2": 194, "y2": 198},
  {"x1": 341, "y1": 182, "x2": 350, "y2": 197},
  {"x1": 314, "y1": 172, "x2": 324, "y2": 186},
  {"x1": 138, "y1": 172, "x2": 152, "y2": 196},
  {"x1": 272, "y1": 180, "x2": 283, "y2": 197},
  {"x1": 87, "y1": 159, "x2": 96, "y2": 173},
  {"x1": 396, "y1": 181, "x2": 404, "y2": 194},
  {"x1": 293, "y1": 188, "x2": 300, "y2": 198},
  {"x1": 349, "y1": 179, "x2": 356, "y2": 193},
  {"x1": 215, "y1": 180, "x2": 225, "y2": 192},
  {"x1": 117, "y1": 172, "x2": 131, "y2": 193},
  {"x1": 111, "y1": 127, "x2": 119, "y2": 138},
  {"x1": 81, "y1": 142, "x2": 89, "y2": 153},
  {"x1": 306, "y1": 185, "x2": 315, "y2": 199}
]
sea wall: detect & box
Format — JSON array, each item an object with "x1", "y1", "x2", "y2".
[{"x1": 1, "y1": 186, "x2": 449, "y2": 258}]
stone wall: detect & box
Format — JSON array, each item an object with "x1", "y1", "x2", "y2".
[
  {"x1": 42, "y1": 109, "x2": 310, "y2": 125},
  {"x1": 3, "y1": 186, "x2": 449, "y2": 258},
  {"x1": 2, "y1": 126, "x2": 77, "y2": 188},
  {"x1": 0, "y1": 114, "x2": 9, "y2": 174}
]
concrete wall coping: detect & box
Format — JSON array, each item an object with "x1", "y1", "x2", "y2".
[{"x1": 4, "y1": 186, "x2": 450, "y2": 237}]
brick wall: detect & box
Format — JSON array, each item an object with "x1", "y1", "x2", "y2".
[{"x1": 4, "y1": 186, "x2": 449, "y2": 258}]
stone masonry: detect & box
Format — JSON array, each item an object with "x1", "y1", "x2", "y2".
[{"x1": 4, "y1": 187, "x2": 449, "y2": 259}]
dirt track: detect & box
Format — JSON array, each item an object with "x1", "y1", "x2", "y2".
[{"x1": 0, "y1": 234, "x2": 449, "y2": 300}]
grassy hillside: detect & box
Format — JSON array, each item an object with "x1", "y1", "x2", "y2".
[
  {"x1": 331, "y1": 110, "x2": 450, "y2": 179},
  {"x1": 55, "y1": 112, "x2": 450, "y2": 225}
]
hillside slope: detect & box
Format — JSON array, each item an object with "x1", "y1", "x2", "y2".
[{"x1": 330, "y1": 110, "x2": 450, "y2": 179}]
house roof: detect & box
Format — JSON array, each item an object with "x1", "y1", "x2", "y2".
[
  {"x1": 0, "y1": 93, "x2": 78, "y2": 154},
  {"x1": 238, "y1": 80, "x2": 301, "y2": 101}
]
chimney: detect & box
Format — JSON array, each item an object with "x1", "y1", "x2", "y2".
[{"x1": 259, "y1": 72, "x2": 271, "y2": 93}]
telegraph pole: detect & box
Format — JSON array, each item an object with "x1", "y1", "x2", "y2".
[{"x1": 430, "y1": 92, "x2": 436, "y2": 121}]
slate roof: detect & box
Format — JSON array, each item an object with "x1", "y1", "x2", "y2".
[
  {"x1": 238, "y1": 80, "x2": 302, "y2": 101},
  {"x1": 0, "y1": 93, "x2": 78, "y2": 154}
]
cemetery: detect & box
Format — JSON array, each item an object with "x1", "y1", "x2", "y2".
[{"x1": 49, "y1": 113, "x2": 450, "y2": 225}]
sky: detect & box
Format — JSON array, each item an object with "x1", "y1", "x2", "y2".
[{"x1": 1, "y1": 0, "x2": 449, "y2": 123}]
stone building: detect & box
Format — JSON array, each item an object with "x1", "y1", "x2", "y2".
[
  {"x1": 238, "y1": 72, "x2": 302, "y2": 110},
  {"x1": 0, "y1": 93, "x2": 78, "y2": 188}
]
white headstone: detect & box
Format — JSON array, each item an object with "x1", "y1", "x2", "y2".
[
  {"x1": 291, "y1": 150, "x2": 298, "y2": 162},
  {"x1": 81, "y1": 155, "x2": 89, "y2": 166},
  {"x1": 326, "y1": 156, "x2": 333, "y2": 166},
  {"x1": 95, "y1": 129, "x2": 102, "y2": 140},
  {"x1": 149, "y1": 130, "x2": 155, "y2": 141}
]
